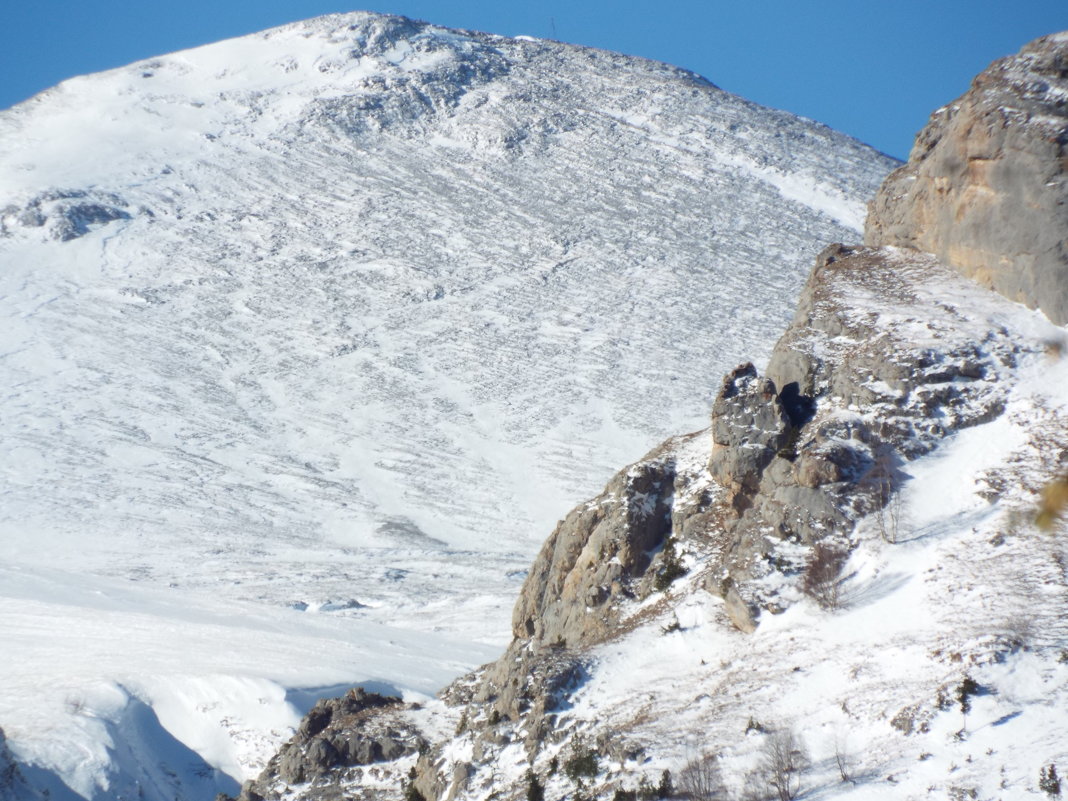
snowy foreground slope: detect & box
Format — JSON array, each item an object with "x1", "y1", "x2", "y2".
[
  {"x1": 253, "y1": 250, "x2": 1068, "y2": 801},
  {"x1": 0, "y1": 11, "x2": 896, "y2": 800}
]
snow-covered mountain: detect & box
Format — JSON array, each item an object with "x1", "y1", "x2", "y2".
[
  {"x1": 225, "y1": 30, "x2": 1068, "y2": 801},
  {"x1": 0, "y1": 11, "x2": 896, "y2": 800}
]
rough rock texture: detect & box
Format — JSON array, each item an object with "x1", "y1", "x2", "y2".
[
  {"x1": 865, "y1": 32, "x2": 1068, "y2": 323},
  {"x1": 509, "y1": 449, "x2": 679, "y2": 651},
  {"x1": 236, "y1": 688, "x2": 425, "y2": 801},
  {"x1": 401, "y1": 232, "x2": 1048, "y2": 801},
  {"x1": 419, "y1": 442, "x2": 707, "y2": 790},
  {"x1": 708, "y1": 362, "x2": 791, "y2": 504},
  {"x1": 407, "y1": 433, "x2": 723, "y2": 801},
  {"x1": 764, "y1": 244, "x2": 1012, "y2": 448},
  {"x1": 696, "y1": 243, "x2": 1021, "y2": 622}
]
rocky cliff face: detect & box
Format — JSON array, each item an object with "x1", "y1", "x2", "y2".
[
  {"x1": 865, "y1": 32, "x2": 1068, "y2": 323},
  {"x1": 238, "y1": 238, "x2": 1057, "y2": 800},
  {"x1": 379, "y1": 234, "x2": 1059, "y2": 801}
]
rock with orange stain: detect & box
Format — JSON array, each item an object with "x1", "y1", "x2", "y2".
[{"x1": 865, "y1": 32, "x2": 1068, "y2": 323}]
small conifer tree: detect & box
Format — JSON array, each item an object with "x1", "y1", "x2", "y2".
[
  {"x1": 527, "y1": 770, "x2": 545, "y2": 801},
  {"x1": 657, "y1": 768, "x2": 673, "y2": 799},
  {"x1": 1040, "y1": 764, "x2": 1062, "y2": 797}
]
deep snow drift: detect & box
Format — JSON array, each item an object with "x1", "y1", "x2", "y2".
[{"x1": 0, "y1": 12, "x2": 895, "y2": 798}]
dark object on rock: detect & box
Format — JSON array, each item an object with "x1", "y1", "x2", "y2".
[{"x1": 709, "y1": 363, "x2": 791, "y2": 501}]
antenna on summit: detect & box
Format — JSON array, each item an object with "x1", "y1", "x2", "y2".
[{"x1": 550, "y1": 17, "x2": 557, "y2": 39}]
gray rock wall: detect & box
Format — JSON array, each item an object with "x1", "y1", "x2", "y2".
[{"x1": 509, "y1": 449, "x2": 676, "y2": 651}]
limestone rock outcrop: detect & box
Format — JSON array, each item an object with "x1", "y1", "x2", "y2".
[
  {"x1": 236, "y1": 688, "x2": 425, "y2": 801},
  {"x1": 708, "y1": 362, "x2": 791, "y2": 504},
  {"x1": 509, "y1": 449, "x2": 677, "y2": 651},
  {"x1": 865, "y1": 32, "x2": 1068, "y2": 323},
  {"x1": 709, "y1": 244, "x2": 1020, "y2": 613}
]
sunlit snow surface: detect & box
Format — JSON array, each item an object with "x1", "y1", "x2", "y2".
[
  {"x1": 436, "y1": 252, "x2": 1068, "y2": 801},
  {"x1": 0, "y1": 12, "x2": 895, "y2": 797}
]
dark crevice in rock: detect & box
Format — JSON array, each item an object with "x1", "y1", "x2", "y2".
[{"x1": 777, "y1": 381, "x2": 816, "y2": 428}]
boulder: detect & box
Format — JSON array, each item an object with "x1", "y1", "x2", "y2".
[
  {"x1": 708, "y1": 363, "x2": 791, "y2": 499},
  {"x1": 239, "y1": 687, "x2": 423, "y2": 799}
]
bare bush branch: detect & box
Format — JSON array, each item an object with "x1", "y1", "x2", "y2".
[
  {"x1": 864, "y1": 446, "x2": 905, "y2": 543},
  {"x1": 802, "y1": 542, "x2": 847, "y2": 610},
  {"x1": 752, "y1": 728, "x2": 809, "y2": 801},
  {"x1": 678, "y1": 754, "x2": 725, "y2": 801},
  {"x1": 833, "y1": 733, "x2": 854, "y2": 785}
]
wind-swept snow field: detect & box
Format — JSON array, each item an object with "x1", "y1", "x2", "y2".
[{"x1": 0, "y1": 13, "x2": 898, "y2": 798}]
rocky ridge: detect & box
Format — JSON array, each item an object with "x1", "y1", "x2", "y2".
[
  {"x1": 866, "y1": 31, "x2": 1068, "y2": 323},
  {"x1": 235, "y1": 30, "x2": 1068, "y2": 801}
]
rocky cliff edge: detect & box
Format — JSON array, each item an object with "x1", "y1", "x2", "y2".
[{"x1": 865, "y1": 32, "x2": 1068, "y2": 323}]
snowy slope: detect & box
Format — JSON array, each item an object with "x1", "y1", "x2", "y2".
[
  {"x1": 562, "y1": 264, "x2": 1068, "y2": 801},
  {"x1": 387, "y1": 250, "x2": 1068, "y2": 801},
  {"x1": 0, "y1": 12, "x2": 895, "y2": 798}
]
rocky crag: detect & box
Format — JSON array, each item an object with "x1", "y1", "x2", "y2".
[
  {"x1": 243, "y1": 689, "x2": 425, "y2": 798},
  {"x1": 866, "y1": 32, "x2": 1068, "y2": 324},
  {"x1": 236, "y1": 32, "x2": 1068, "y2": 801}
]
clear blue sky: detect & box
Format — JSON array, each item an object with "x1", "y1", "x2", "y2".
[{"x1": 2, "y1": 1, "x2": 1065, "y2": 159}]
